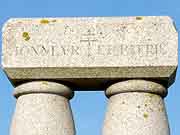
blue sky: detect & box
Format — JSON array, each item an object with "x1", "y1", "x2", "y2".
[{"x1": 0, "y1": 0, "x2": 180, "y2": 135}]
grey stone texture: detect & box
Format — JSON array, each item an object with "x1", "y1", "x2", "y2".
[
  {"x1": 103, "y1": 80, "x2": 170, "y2": 135},
  {"x1": 2, "y1": 16, "x2": 178, "y2": 89},
  {"x1": 10, "y1": 81, "x2": 75, "y2": 135},
  {"x1": 1, "y1": 16, "x2": 178, "y2": 135}
]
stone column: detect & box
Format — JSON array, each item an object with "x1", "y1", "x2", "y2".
[
  {"x1": 10, "y1": 81, "x2": 75, "y2": 135},
  {"x1": 103, "y1": 80, "x2": 170, "y2": 135}
]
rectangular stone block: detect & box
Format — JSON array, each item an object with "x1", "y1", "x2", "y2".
[{"x1": 2, "y1": 16, "x2": 178, "y2": 89}]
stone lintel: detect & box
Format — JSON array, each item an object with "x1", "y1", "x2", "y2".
[{"x1": 2, "y1": 16, "x2": 178, "y2": 90}]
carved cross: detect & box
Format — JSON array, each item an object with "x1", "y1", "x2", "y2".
[{"x1": 80, "y1": 29, "x2": 98, "y2": 45}]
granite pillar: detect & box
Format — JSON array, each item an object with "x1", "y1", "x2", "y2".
[
  {"x1": 103, "y1": 80, "x2": 169, "y2": 135},
  {"x1": 10, "y1": 81, "x2": 75, "y2": 135}
]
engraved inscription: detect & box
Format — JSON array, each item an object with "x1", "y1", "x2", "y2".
[
  {"x1": 80, "y1": 29, "x2": 98, "y2": 44},
  {"x1": 4, "y1": 21, "x2": 172, "y2": 60},
  {"x1": 64, "y1": 25, "x2": 74, "y2": 34},
  {"x1": 12, "y1": 43, "x2": 167, "y2": 57},
  {"x1": 80, "y1": 29, "x2": 98, "y2": 57}
]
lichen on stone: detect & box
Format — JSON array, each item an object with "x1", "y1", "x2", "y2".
[
  {"x1": 52, "y1": 19, "x2": 57, "y2": 22},
  {"x1": 22, "y1": 32, "x2": 30, "y2": 41},
  {"x1": 158, "y1": 107, "x2": 163, "y2": 112},
  {"x1": 40, "y1": 19, "x2": 50, "y2": 24},
  {"x1": 145, "y1": 93, "x2": 156, "y2": 100},
  {"x1": 143, "y1": 113, "x2": 149, "y2": 119},
  {"x1": 136, "y1": 16, "x2": 143, "y2": 20},
  {"x1": 42, "y1": 81, "x2": 49, "y2": 85}
]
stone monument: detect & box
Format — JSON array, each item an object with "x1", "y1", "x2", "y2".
[{"x1": 2, "y1": 16, "x2": 178, "y2": 135}]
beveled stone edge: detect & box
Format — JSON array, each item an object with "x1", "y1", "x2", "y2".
[{"x1": 2, "y1": 66, "x2": 177, "y2": 88}]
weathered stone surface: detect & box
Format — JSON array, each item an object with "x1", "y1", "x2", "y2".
[
  {"x1": 2, "y1": 16, "x2": 178, "y2": 89},
  {"x1": 103, "y1": 80, "x2": 170, "y2": 135},
  {"x1": 11, "y1": 81, "x2": 75, "y2": 135}
]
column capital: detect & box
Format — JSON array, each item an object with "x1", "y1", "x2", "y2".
[
  {"x1": 106, "y1": 80, "x2": 167, "y2": 98},
  {"x1": 11, "y1": 81, "x2": 75, "y2": 135},
  {"x1": 103, "y1": 79, "x2": 170, "y2": 135},
  {"x1": 14, "y1": 81, "x2": 74, "y2": 99}
]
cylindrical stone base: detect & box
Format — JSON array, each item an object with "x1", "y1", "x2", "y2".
[
  {"x1": 10, "y1": 81, "x2": 75, "y2": 135},
  {"x1": 103, "y1": 80, "x2": 170, "y2": 135}
]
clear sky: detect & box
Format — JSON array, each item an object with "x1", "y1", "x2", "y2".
[{"x1": 0, "y1": 0, "x2": 180, "y2": 135}]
